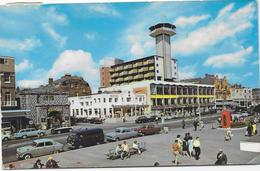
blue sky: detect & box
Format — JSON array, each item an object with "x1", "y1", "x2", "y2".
[{"x1": 0, "y1": 0, "x2": 258, "y2": 92}]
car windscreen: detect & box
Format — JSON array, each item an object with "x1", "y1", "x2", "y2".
[{"x1": 115, "y1": 129, "x2": 121, "y2": 133}]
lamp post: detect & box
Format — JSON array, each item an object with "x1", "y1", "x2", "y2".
[{"x1": 197, "y1": 85, "x2": 201, "y2": 120}]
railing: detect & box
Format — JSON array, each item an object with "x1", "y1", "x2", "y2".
[{"x1": 1, "y1": 100, "x2": 17, "y2": 107}]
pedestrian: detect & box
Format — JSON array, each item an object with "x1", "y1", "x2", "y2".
[
  {"x1": 121, "y1": 141, "x2": 130, "y2": 159},
  {"x1": 252, "y1": 122, "x2": 257, "y2": 135},
  {"x1": 247, "y1": 122, "x2": 253, "y2": 136},
  {"x1": 172, "y1": 139, "x2": 181, "y2": 165},
  {"x1": 225, "y1": 127, "x2": 233, "y2": 141},
  {"x1": 45, "y1": 156, "x2": 59, "y2": 168},
  {"x1": 33, "y1": 159, "x2": 44, "y2": 169},
  {"x1": 192, "y1": 137, "x2": 201, "y2": 160},
  {"x1": 187, "y1": 136, "x2": 193, "y2": 157},
  {"x1": 193, "y1": 118, "x2": 199, "y2": 131},
  {"x1": 176, "y1": 134, "x2": 183, "y2": 156},
  {"x1": 183, "y1": 133, "x2": 190, "y2": 156},
  {"x1": 182, "y1": 119, "x2": 185, "y2": 129},
  {"x1": 215, "y1": 149, "x2": 227, "y2": 165}
]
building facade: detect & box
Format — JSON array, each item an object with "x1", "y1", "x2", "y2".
[
  {"x1": 230, "y1": 84, "x2": 252, "y2": 107},
  {"x1": 48, "y1": 74, "x2": 92, "y2": 97},
  {"x1": 100, "y1": 58, "x2": 124, "y2": 88},
  {"x1": 19, "y1": 87, "x2": 70, "y2": 128},
  {"x1": 69, "y1": 90, "x2": 146, "y2": 119},
  {"x1": 0, "y1": 56, "x2": 16, "y2": 107},
  {"x1": 252, "y1": 88, "x2": 260, "y2": 106}
]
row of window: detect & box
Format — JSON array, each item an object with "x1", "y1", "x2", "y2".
[
  {"x1": 77, "y1": 97, "x2": 144, "y2": 106},
  {"x1": 72, "y1": 108, "x2": 113, "y2": 116},
  {"x1": 152, "y1": 98, "x2": 212, "y2": 106}
]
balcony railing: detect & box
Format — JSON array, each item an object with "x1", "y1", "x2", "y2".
[{"x1": 1, "y1": 100, "x2": 17, "y2": 107}]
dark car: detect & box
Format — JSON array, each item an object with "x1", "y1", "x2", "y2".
[
  {"x1": 134, "y1": 124, "x2": 161, "y2": 136},
  {"x1": 66, "y1": 128, "x2": 104, "y2": 149},
  {"x1": 88, "y1": 117, "x2": 103, "y2": 124},
  {"x1": 51, "y1": 127, "x2": 73, "y2": 134},
  {"x1": 135, "y1": 116, "x2": 149, "y2": 124},
  {"x1": 148, "y1": 115, "x2": 161, "y2": 122}
]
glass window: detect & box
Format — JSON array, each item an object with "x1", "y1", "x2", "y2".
[
  {"x1": 109, "y1": 98, "x2": 112, "y2": 102},
  {"x1": 37, "y1": 142, "x2": 45, "y2": 147},
  {"x1": 114, "y1": 98, "x2": 118, "y2": 102},
  {"x1": 45, "y1": 141, "x2": 53, "y2": 146},
  {"x1": 127, "y1": 97, "x2": 131, "y2": 102},
  {"x1": 4, "y1": 74, "x2": 11, "y2": 83},
  {"x1": 103, "y1": 98, "x2": 106, "y2": 103}
]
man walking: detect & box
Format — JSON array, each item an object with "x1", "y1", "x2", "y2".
[
  {"x1": 182, "y1": 119, "x2": 185, "y2": 129},
  {"x1": 193, "y1": 118, "x2": 199, "y2": 131},
  {"x1": 172, "y1": 140, "x2": 181, "y2": 165},
  {"x1": 193, "y1": 137, "x2": 201, "y2": 160}
]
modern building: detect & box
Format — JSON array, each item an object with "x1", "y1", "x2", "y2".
[
  {"x1": 0, "y1": 56, "x2": 16, "y2": 108},
  {"x1": 48, "y1": 74, "x2": 92, "y2": 97},
  {"x1": 100, "y1": 58, "x2": 124, "y2": 88},
  {"x1": 230, "y1": 84, "x2": 252, "y2": 108},
  {"x1": 19, "y1": 86, "x2": 70, "y2": 129},
  {"x1": 109, "y1": 23, "x2": 178, "y2": 86},
  {"x1": 1, "y1": 56, "x2": 30, "y2": 132},
  {"x1": 69, "y1": 90, "x2": 146, "y2": 119},
  {"x1": 252, "y1": 88, "x2": 260, "y2": 106},
  {"x1": 181, "y1": 74, "x2": 231, "y2": 109}
]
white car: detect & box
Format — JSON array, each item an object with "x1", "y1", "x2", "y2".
[{"x1": 2, "y1": 131, "x2": 11, "y2": 141}]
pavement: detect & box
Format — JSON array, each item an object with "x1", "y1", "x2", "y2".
[{"x1": 3, "y1": 122, "x2": 260, "y2": 169}]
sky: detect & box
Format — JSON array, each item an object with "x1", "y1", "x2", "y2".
[{"x1": 0, "y1": 0, "x2": 259, "y2": 93}]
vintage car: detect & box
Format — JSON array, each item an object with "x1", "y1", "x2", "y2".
[
  {"x1": 88, "y1": 117, "x2": 103, "y2": 124},
  {"x1": 16, "y1": 138, "x2": 64, "y2": 160},
  {"x1": 105, "y1": 127, "x2": 138, "y2": 141},
  {"x1": 134, "y1": 124, "x2": 161, "y2": 136},
  {"x1": 14, "y1": 128, "x2": 46, "y2": 139},
  {"x1": 51, "y1": 127, "x2": 73, "y2": 134},
  {"x1": 135, "y1": 116, "x2": 150, "y2": 124},
  {"x1": 2, "y1": 130, "x2": 11, "y2": 141},
  {"x1": 148, "y1": 115, "x2": 162, "y2": 122}
]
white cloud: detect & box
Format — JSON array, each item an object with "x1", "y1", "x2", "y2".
[
  {"x1": 217, "y1": 3, "x2": 234, "y2": 18},
  {"x1": 48, "y1": 50, "x2": 99, "y2": 92},
  {"x1": 204, "y1": 46, "x2": 253, "y2": 68},
  {"x1": 42, "y1": 23, "x2": 67, "y2": 47},
  {"x1": 46, "y1": 7, "x2": 68, "y2": 25},
  {"x1": 243, "y1": 72, "x2": 253, "y2": 77},
  {"x1": 87, "y1": 4, "x2": 120, "y2": 16},
  {"x1": 15, "y1": 59, "x2": 32, "y2": 72},
  {"x1": 178, "y1": 64, "x2": 197, "y2": 80},
  {"x1": 173, "y1": 2, "x2": 256, "y2": 55},
  {"x1": 17, "y1": 80, "x2": 44, "y2": 89},
  {"x1": 175, "y1": 14, "x2": 210, "y2": 28},
  {"x1": 84, "y1": 32, "x2": 96, "y2": 41},
  {"x1": 0, "y1": 38, "x2": 41, "y2": 51}
]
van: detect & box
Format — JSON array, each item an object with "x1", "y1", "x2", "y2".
[{"x1": 66, "y1": 128, "x2": 104, "y2": 148}]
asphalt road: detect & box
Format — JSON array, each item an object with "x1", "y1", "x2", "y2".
[{"x1": 2, "y1": 113, "x2": 220, "y2": 164}]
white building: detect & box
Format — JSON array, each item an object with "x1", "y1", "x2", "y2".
[
  {"x1": 69, "y1": 90, "x2": 146, "y2": 119},
  {"x1": 230, "y1": 84, "x2": 252, "y2": 107}
]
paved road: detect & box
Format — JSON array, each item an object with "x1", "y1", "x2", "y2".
[
  {"x1": 4, "y1": 121, "x2": 260, "y2": 169},
  {"x1": 2, "y1": 114, "x2": 220, "y2": 164}
]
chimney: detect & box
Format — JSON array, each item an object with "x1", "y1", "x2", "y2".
[{"x1": 49, "y1": 78, "x2": 53, "y2": 84}]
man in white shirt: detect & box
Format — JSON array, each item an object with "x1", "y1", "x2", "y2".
[{"x1": 132, "y1": 140, "x2": 141, "y2": 154}]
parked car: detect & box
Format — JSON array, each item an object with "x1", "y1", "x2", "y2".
[
  {"x1": 88, "y1": 117, "x2": 103, "y2": 124},
  {"x1": 66, "y1": 128, "x2": 104, "y2": 149},
  {"x1": 135, "y1": 116, "x2": 149, "y2": 124},
  {"x1": 148, "y1": 115, "x2": 161, "y2": 122},
  {"x1": 14, "y1": 128, "x2": 46, "y2": 139},
  {"x1": 51, "y1": 127, "x2": 73, "y2": 134},
  {"x1": 16, "y1": 138, "x2": 64, "y2": 160},
  {"x1": 2, "y1": 130, "x2": 11, "y2": 141},
  {"x1": 134, "y1": 124, "x2": 161, "y2": 136},
  {"x1": 105, "y1": 127, "x2": 138, "y2": 142}
]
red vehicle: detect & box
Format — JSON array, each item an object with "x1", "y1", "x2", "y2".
[{"x1": 134, "y1": 124, "x2": 161, "y2": 136}]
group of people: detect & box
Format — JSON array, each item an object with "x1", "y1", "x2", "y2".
[
  {"x1": 33, "y1": 156, "x2": 59, "y2": 169},
  {"x1": 115, "y1": 140, "x2": 142, "y2": 160},
  {"x1": 246, "y1": 121, "x2": 257, "y2": 136},
  {"x1": 171, "y1": 133, "x2": 202, "y2": 165}
]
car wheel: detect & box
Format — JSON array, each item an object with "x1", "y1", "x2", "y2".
[
  {"x1": 53, "y1": 150, "x2": 60, "y2": 154},
  {"x1": 22, "y1": 135, "x2": 27, "y2": 139},
  {"x1": 39, "y1": 133, "x2": 44, "y2": 137},
  {"x1": 3, "y1": 137, "x2": 9, "y2": 141},
  {"x1": 23, "y1": 154, "x2": 32, "y2": 160},
  {"x1": 69, "y1": 129, "x2": 73, "y2": 132},
  {"x1": 57, "y1": 130, "x2": 61, "y2": 134},
  {"x1": 116, "y1": 138, "x2": 120, "y2": 141}
]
